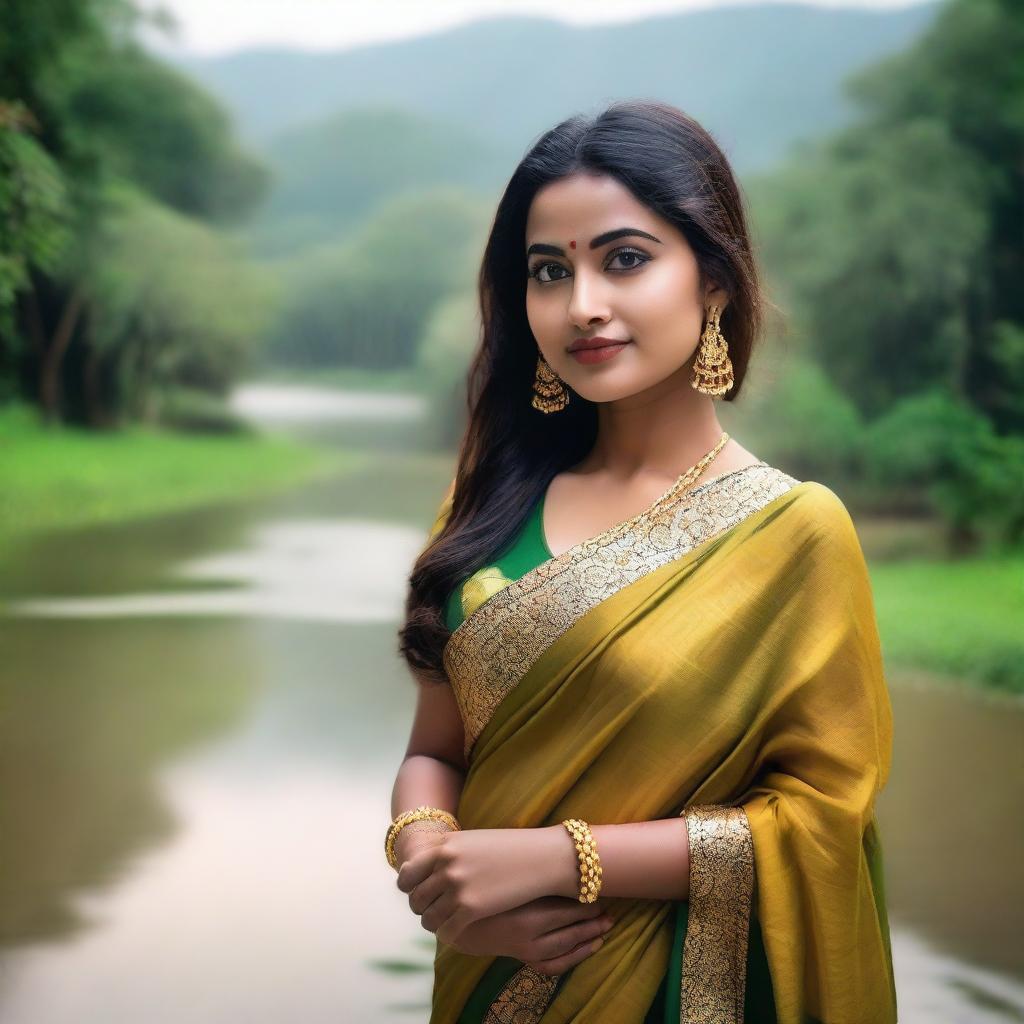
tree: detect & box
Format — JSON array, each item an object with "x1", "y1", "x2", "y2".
[{"x1": 0, "y1": 0, "x2": 271, "y2": 425}]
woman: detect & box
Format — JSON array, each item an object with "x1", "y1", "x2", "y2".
[{"x1": 389, "y1": 100, "x2": 897, "y2": 1023}]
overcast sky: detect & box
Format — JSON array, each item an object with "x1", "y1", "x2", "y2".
[{"x1": 139, "y1": 0, "x2": 932, "y2": 57}]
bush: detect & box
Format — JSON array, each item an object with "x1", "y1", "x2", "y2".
[
  {"x1": 864, "y1": 390, "x2": 1024, "y2": 550},
  {"x1": 155, "y1": 387, "x2": 252, "y2": 435}
]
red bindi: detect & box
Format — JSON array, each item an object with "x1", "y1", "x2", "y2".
[{"x1": 569, "y1": 239, "x2": 576, "y2": 249}]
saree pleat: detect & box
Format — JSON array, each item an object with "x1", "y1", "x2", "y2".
[{"x1": 424, "y1": 473, "x2": 896, "y2": 1024}]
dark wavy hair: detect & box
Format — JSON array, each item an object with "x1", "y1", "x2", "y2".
[{"x1": 398, "y1": 99, "x2": 772, "y2": 686}]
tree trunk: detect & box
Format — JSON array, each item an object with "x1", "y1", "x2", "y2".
[
  {"x1": 81, "y1": 343, "x2": 111, "y2": 429},
  {"x1": 39, "y1": 284, "x2": 85, "y2": 424}
]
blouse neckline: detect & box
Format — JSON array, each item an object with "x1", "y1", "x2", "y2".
[{"x1": 537, "y1": 460, "x2": 768, "y2": 560}]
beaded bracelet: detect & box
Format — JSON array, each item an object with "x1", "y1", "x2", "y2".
[
  {"x1": 562, "y1": 818, "x2": 603, "y2": 903},
  {"x1": 385, "y1": 806, "x2": 461, "y2": 869}
]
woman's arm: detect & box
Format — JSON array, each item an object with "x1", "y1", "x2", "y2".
[
  {"x1": 398, "y1": 816, "x2": 693, "y2": 946},
  {"x1": 389, "y1": 675, "x2": 468, "y2": 868},
  {"x1": 390, "y1": 754, "x2": 466, "y2": 862},
  {"x1": 533, "y1": 819, "x2": 691, "y2": 902}
]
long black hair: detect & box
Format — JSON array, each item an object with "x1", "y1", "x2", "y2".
[{"x1": 398, "y1": 99, "x2": 771, "y2": 686}]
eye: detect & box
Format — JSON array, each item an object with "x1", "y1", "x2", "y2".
[
  {"x1": 526, "y1": 246, "x2": 651, "y2": 284},
  {"x1": 607, "y1": 247, "x2": 651, "y2": 271},
  {"x1": 527, "y1": 261, "x2": 570, "y2": 284}
]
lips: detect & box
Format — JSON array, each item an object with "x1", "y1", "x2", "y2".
[{"x1": 567, "y1": 336, "x2": 631, "y2": 353}]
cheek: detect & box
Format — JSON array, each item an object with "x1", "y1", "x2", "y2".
[
  {"x1": 525, "y1": 290, "x2": 561, "y2": 345},
  {"x1": 626, "y1": 266, "x2": 703, "y2": 353},
  {"x1": 630, "y1": 263, "x2": 699, "y2": 322}
]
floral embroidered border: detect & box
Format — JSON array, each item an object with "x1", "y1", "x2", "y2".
[
  {"x1": 442, "y1": 463, "x2": 801, "y2": 760},
  {"x1": 680, "y1": 805, "x2": 755, "y2": 1024},
  {"x1": 482, "y1": 965, "x2": 560, "y2": 1023}
]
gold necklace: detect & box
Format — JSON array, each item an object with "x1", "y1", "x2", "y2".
[{"x1": 658, "y1": 430, "x2": 730, "y2": 506}]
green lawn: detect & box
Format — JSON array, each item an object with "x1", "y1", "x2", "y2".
[
  {"x1": 869, "y1": 554, "x2": 1024, "y2": 696},
  {"x1": 0, "y1": 405, "x2": 357, "y2": 548}
]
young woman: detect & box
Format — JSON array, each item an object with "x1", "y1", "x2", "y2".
[{"x1": 389, "y1": 100, "x2": 897, "y2": 1024}]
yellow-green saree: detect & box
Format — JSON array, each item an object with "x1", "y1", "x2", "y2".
[{"x1": 422, "y1": 465, "x2": 897, "y2": 1023}]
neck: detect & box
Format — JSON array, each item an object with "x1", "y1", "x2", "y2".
[{"x1": 584, "y1": 361, "x2": 725, "y2": 483}]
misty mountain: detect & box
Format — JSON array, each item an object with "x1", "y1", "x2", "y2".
[{"x1": 166, "y1": 3, "x2": 941, "y2": 174}]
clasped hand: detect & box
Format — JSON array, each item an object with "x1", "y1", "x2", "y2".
[
  {"x1": 397, "y1": 827, "x2": 555, "y2": 942},
  {"x1": 396, "y1": 828, "x2": 613, "y2": 973}
]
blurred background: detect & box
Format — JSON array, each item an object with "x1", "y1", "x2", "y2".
[{"x1": 1, "y1": 0, "x2": 1021, "y2": 1020}]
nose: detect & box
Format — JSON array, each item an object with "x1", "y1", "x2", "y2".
[{"x1": 566, "y1": 267, "x2": 611, "y2": 330}]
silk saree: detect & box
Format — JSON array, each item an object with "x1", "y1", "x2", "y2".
[{"x1": 420, "y1": 464, "x2": 897, "y2": 1024}]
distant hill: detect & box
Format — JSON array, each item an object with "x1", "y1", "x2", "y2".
[
  {"x1": 252, "y1": 107, "x2": 500, "y2": 247},
  {"x1": 166, "y1": 2, "x2": 941, "y2": 174}
]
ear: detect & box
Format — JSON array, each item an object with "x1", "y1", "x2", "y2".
[{"x1": 703, "y1": 282, "x2": 729, "y2": 313}]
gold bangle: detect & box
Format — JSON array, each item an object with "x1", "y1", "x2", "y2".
[
  {"x1": 385, "y1": 806, "x2": 461, "y2": 869},
  {"x1": 562, "y1": 818, "x2": 603, "y2": 903}
]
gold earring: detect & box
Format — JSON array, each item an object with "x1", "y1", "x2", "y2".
[
  {"x1": 531, "y1": 353, "x2": 570, "y2": 413},
  {"x1": 691, "y1": 304, "x2": 735, "y2": 397}
]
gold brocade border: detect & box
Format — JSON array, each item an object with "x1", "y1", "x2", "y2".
[
  {"x1": 482, "y1": 965, "x2": 560, "y2": 1023},
  {"x1": 680, "y1": 805, "x2": 755, "y2": 1024},
  {"x1": 442, "y1": 463, "x2": 801, "y2": 760}
]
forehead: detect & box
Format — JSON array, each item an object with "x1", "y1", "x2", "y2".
[{"x1": 525, "y1": 172, "x2": 659, "y2": 240}]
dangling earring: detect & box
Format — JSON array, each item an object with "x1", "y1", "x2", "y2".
[
  {"x1": 691, "y1": 303, "x2": 735, "y2": 397},
  {"x1": 531, "y1": 352, "x2": 570, "y2": 413}
]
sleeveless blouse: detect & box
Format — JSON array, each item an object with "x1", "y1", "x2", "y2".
[{"x1": 443, "y1": 493, "x2": 552, "y2": 632}]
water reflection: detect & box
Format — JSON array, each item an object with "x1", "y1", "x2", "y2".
[
  {"x1": 7, "y1": 518, "x2": 427, "y2": 622},
  {"x1": 229, "y1": 383, "x2": 426, "y2": 424}
]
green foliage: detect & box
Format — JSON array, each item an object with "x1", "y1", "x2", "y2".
[
  {"x1": 870, "y1": 553, "x2": 1024, "y2": 695},
  {"x1": 751, "y1": 0, "x2": 1024, "y2": 543},
  {"x1": 83, "y1": 183, "x2": 275, "y2": 420},
  {"x1": 153, "y1": 387, "x2": 251, "y2": 435},
  {"x1": 757, "y1": 120, "x2": 988, "y2": 417},
  {"x1": 415, "y1": 290, "x2": 479, "y2": 449},
  {"x1": 0, "y1": 0, "x2": 273, "y2": 427},
  {"x1": 0, "y1": 103, "x2": 72, "y2": 341},
  {"x1": 726, "y1": 358, "x2": 864, "y2": 480},
  {"x1": 0, "y1": 399, "x2": 348, "y2": 547},
  {"x1": 864, "y1": 390, "x2": 1024, "y2": 547},
  {"x1": 64, "y1": 46, "x2": 269, "y2": 223},
  {"x1": 985, "y1": 319, "x2": 1024, "y2": 431},
  {"x1": 264, "y1": 187, "x2": 488, "y2": 371}
]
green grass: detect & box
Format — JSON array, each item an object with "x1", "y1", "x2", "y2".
[
  {"x1": 869, "y1": 554, "x2": 1024, "y2": 696},
  {"x1": 0, "y1": 403, "x2": 358, "y2": 548}
]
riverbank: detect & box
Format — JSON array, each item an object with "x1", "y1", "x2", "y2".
[
  {"x1": 0, "y1": 404, "x2": 358, "y2": 551},
  {"x1": 870, "y1": 553, "x2": 1024, "y2": 698}
]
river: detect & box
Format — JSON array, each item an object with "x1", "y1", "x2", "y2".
[{"x1": 1, "y1": 383, "x2": 1021, "y2": 1023}]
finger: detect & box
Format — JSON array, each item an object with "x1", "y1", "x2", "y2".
[
  {"x1": 531, "y1": 898, "x2": 607, "y2": 933},
  {"x1": 396, "y1": 847, "x2": 441, "y2": 893},
  {"x1": 435, "y1": 902, "x2": 481, "y2": 947},
  {"x1": 420, "y1": 890, "x2": 456, "y2": 935},
  {"x1": 408, "y1": 873, "x2": 447, "y2": 916},
  {"x1": 527, "y1": 936, "x2": 605, "y2": 976},
  {"x1": 537, "y1": 917, "x2": 612, "y2": 962}
]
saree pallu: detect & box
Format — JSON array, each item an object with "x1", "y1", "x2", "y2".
[{"x1": 426, "y1": 467, "x2": 897, "y2": 1024}]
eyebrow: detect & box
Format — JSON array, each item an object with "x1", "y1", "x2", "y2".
[{"x1": 526, "y1": 227, "x2": 663, "y2": 258}]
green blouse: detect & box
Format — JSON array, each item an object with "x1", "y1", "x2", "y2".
[{"x1": 443, "y1": 494, "x2": 552, "y2": 633}]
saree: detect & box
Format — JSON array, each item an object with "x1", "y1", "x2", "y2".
[{"x1": 421, "y1": 465, "x2": 897, "y2": 1024}]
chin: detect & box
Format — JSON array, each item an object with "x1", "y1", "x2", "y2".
[{"x1": 565, "y1": 375, "x2": 648, "y2": 405}]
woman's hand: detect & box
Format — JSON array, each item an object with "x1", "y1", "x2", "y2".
[
  {"x1": 444, "y1": 896, "x2": 614, "y2": 975},
  {"x1": 396, "y1": 826, "x2": 576, "y2": 945}
]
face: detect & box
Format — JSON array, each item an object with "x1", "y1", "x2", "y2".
[{"x1": 524, "y1": 171, "x2": 727, "y2": 404}]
